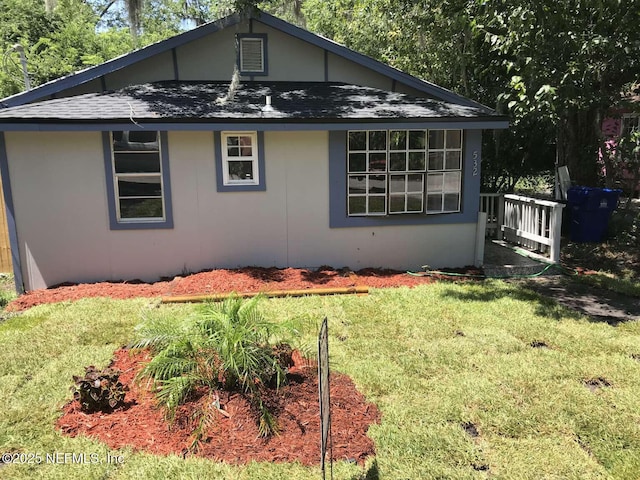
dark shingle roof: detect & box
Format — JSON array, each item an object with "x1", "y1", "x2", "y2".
[{"x1": 0, "y1": 81, "x2": 503, "y2": 123}]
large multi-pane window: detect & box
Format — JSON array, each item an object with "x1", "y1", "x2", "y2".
[
  {"x1": 111, "y1": 130, "x2": 165, "y2": 222},
  {"x1": 347, "y1": 129, "x2": 463, "y2": 216}
]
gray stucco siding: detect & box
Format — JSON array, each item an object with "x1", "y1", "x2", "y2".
[
  {"x1": 5, "y1": 132, "x2": 113, "y2": 289},
  {"x1": 104, "y1": 50, "x2": 176, "y2": 90},
  {"x1": 394, "y1": 82, "x2": 437, "y2": 98},
  {"x1": 251, "y1": 22, "x2": 325, "y2": 81},
  {"x1": 327, "y1": 52, "x2": 393, "y2": 91},
  {"x1": 58, "y1": 78, "x2": 105, "y2": 98},
  {"x1": 174, "y1": 25, "x2": 239, "y2": 81},
  {"x1": 4, "y1": 130, "x2": 481, "y2": 291}
]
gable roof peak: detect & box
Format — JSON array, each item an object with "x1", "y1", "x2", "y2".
[{"x1": 1, "y1": 8, "x2": 488, "y2": 111}]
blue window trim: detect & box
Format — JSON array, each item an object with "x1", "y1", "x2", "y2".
[
  {"x1": 329, "y1": 129, "x2": 482, "y2": 228},
  {"x1": 214, "y1": 131, "x2": 266, "y2": 192},
  {"x1": 0, "y1": 132, "x2": 25, "y2": 293},
  {"x1": 102, "y1": 130, "x2": 174, "y2": 230},
  {"x1": 237, "y1": 34, "x2": 268, "y2": 77}
]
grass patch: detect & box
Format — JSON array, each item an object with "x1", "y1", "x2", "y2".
[
  {"x1": 0, "y1": 273, "x2": 17, "y2": 312},
  {"x1": 2, "y1": 282, "x2": 640, "y2": 478}
]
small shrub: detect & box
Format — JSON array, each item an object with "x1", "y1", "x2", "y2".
[
  {"x1": 134, "y1": 294, "x2": 307, "y2": 438},
  {"x1": 72, "y1": 366, "x2": 127, "y2": 412}
]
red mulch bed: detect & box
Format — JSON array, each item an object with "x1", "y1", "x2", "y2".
[
  {"x1": 7, "y1": 266, "x2": 482, "y2": 312},
  {"x1": 56, "y1": 348, "x2": 381, "y2": 466}
]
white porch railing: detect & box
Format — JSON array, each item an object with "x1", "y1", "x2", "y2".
[
  {"x1": 480, "y1": 194, "x2": 565, "y2": 263},
  {"x1": 479, "y1": 193, "x2": 504, "y2": 238}
]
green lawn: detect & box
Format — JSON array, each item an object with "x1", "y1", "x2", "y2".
[{"x1": 1, "y1": 281, "x2": 640, "y2": 479}]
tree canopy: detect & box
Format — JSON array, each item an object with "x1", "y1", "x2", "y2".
[
  {"x1": 303, "y1": 0, "x2": 640, "y2": 189},
  {"x1": 475, "y1": 0, "x2": 640, "y2": 187}
]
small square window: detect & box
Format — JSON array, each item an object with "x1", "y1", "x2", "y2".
[{"x1": 221, "y1": 132, "x2": 259, "y2": 186}]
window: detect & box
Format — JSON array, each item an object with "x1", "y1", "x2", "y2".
[
  {"x1": 347, "y1": 129, "x2": 462, "y2": 216},
  {"x1": 105, "y1": 130, "x2": 172, "y2": 229},
  {"x1": 112, "y1": 131, "x2": 164, "y2": 221},
  {"x1": 237, "y1": 34, "x2": 267, "y2": 76},
  {"x1": 221, "y1": 132, "x2": 259, "y2": 186},
  {"x1": 425, "y1": 130, "x2": 463, "y2": 213},
  {"x1": 622, "y1": 114, "x2": 640, "y2": 135}
]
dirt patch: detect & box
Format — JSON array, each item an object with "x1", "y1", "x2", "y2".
[
  {"x1": 56, "y1": 348, "x2": 381, "y2": 466},
  {"x1": 461, "y1": 421, "x2": 480, "y2": 438},
  {"x1": 515, "y1": 276, "x2": 640, "y2": 324},
  {"x1": 583, "y1": 377, "x2": 612, "y2": 392},
  {"x1": 561, "y1": 199, "x2": 640, "y2": 279},
  {"x1": 7, "y1": 266, "x2": 481, "y2": 312}
]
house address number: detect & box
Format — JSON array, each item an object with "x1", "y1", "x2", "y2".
[{"x1": 472, "y1": 151, "x2": 479, "y2": 176}]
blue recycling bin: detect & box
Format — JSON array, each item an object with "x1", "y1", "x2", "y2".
[{"x1": 567, "y1": 186, "x2": 622, "y2": 242}]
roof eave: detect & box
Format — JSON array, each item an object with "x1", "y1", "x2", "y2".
[{"x1": 0, "y1": 117, "x2": 510, "y2": 131}]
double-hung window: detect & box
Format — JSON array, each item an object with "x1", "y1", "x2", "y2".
[
  {"x1": 110, "y1": 130, "x2": 167, "y2": 223},
  {"x1": 221, "y1": 131, "x2": 259, "y2": 186},
  {"x1": 347, "y1": 129, "x2": 463, "y2": 216},
  {"x1": 425, "y1": 130, "x2": 463, "y2": 213}
]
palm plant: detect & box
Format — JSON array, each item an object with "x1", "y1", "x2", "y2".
[{"x1": 133, "y1": 295, "x2": 303, "y2": 437}]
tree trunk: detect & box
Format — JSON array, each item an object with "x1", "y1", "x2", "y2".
[
  {"x1": 558, "y1": 107, "x2": 600, "y2": 186},
  {"x1": 594, "y1": 107, "x2": 616, "y2": 189}
]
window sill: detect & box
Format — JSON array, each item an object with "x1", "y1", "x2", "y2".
[
  {"x1": 110, "y1": 219, "x2": 174, "y2": 230},
  {"x1": 333, "y1": 211, "x2": 471, "y2": 228},
  {"x1": 223, "y1": 180, "x2": 260, "y2": 187},
  {"x1": 217, "y1": 183, "x2": 266, "y2": 192}
]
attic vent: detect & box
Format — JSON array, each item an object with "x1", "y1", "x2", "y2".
[{"x1": 238, "y1": 36, "x2": 267, "y2": 75}]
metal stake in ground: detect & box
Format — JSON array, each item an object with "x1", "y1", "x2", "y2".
[{"x1": 318, "y1": 317, "x2": 333, "y2": 480}]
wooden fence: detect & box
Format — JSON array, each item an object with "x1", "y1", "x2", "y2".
[{"x1": 0, "y1": 176, "x2": 12, "y2": 273}]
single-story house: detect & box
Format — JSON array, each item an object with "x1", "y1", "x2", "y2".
[{"x1": 0, "y1": 9, "x2": 508, "y2": 292}]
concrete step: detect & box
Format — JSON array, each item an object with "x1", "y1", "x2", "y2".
[{"x1": 483, "y1": 240, "x2": 558, "y2": 278}]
